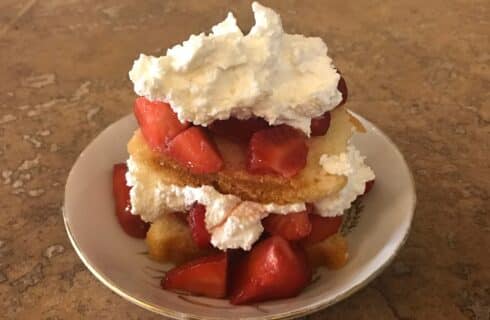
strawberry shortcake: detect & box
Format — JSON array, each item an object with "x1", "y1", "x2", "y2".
[{"x1": 112, "y1": 2, "x2": 375, "y2": 304}]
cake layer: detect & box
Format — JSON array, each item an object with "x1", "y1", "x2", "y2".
[{"x1": 127, "y1": 106, "x2": 356, "y2": 205}]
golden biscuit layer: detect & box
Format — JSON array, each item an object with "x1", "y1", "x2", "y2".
[{"x1": 128, "y1": 107, "x2": 357, "y2": 204}]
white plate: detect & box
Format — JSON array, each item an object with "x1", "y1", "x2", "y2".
[{"x1": 63, "y1": 111, "x2": 416, "y2": 320}]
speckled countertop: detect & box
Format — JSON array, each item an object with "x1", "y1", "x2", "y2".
[{"x1": 0, "y1": 0, "x2": 488, "y2": 319}]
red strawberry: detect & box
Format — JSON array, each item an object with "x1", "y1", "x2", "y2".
[
  {"x1": 167, "y1": 127, "x2": 224, "y2": 174},
  {"x1": 187, "y1": 203, "x2": 211, "y2": 248},
  {"x1": 302, "y1": 212, "x2": 343, "y2": 245},
  {"x1": 162, "y1": 252, "x2": 228, "y2": 298},
  {"x1": 337, "y1": 76, "x2": 348, "y2": 107},
  {"x1": 310, "y1": 111, "x2": 331, "y2": 136},
  {"x1": 230, "y1": 236, "x2": 311, "y2": 305},
  {"x1": 112, "y1": 163, "x2": 150, "y2": 238},
  {"x1": 363, "y1": 179, "x2": 375, "y2": 195},
  {"x1": 262, "y1": 211, "x2": 312, "y2": 241},
  {"x1": 247, "y1": 125, "x2": 308, "y2": 178},
  {"x1": 133, "y1": 97, "x2": 189, "y2": 152},
  {"x1": 208, "y1": 117, "x2": 269, "y2": 142}
]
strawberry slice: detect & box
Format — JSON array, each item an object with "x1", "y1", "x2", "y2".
[
  {"x1": 363, "y1": 179, "x2": 375, "y2": 195},
  {"x1": 230, "y1": 236, "x2": 311, "y2": 305},
  {"x1": 162, "y1": 252, "x2": 228, "y2": 298},
  {"x1": 167, "y1": 127, "x2": 224, "y2": 174},
  {"x1": 208, "y1": 117, "x2": 269, "y2": 142},
  {"x1": 337, "y1": 76, "x2": 348, "y2": 107},
  {"x1": 133, "y1": 97, "x2": 189, "y2": 152},
  {"x1": 310, "y1": 111, "x2": 331, "y2": 136},
  {"x1": 262, "y1": 211, "x2": 312, "y2": 241},
  {"x1": 187, "y1": 203, "x2": 211, "y2": 248},
  {"x1": 112, "y1": 163, "x2": 150, "y2": 238},
  {"x1": 302, "y1": 212, "x2": 343, "y2": 246},
  {"x1": 247, "y1": 125, "x2": 308, "y2": 178}
]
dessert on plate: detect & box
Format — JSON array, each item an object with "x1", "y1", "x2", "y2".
[{"x1": 112, "y1": 2, "x2": 375, "y2": 304}]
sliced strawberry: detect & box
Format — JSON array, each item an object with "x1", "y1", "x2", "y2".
[
  {"x1": 230, "y1": 236, "x2": 311, "y2": 305},
  {"x1": 262, "y1": 211, "x2": 312, "y2": 241},
  {"x1": 310, "y1": 111, "x2": 331, "y2": 136},
  {"x1": 247, "y1": 125, "x2": 308, "y2": 178},
  {"x1": 112, "y1": 163, "x2": 150, "y2": 238},
  {"x1": 162, "y1": 252, "x2": 228, "y2": 298},
  {"x1": 167, "y1": 127, "x2": 224, "y2": 174},
  {"x1": 187, "y1": 203, "x2": 211, "y2": 248},
  {"x1": 133, "y1": 97, "x2": 189, "y2": 152},
  {"x1": 302, "y1": 212, "x2": 343, "y2": 246},
  {"x1": 337, "y1": 76, "x2": 348, "y2": 107},
  {"x1": 363, "y1": 179, "x2": 375, "y2": 195},
  {"x1": 208, "y1": 117, "x2": 269, "y2": 142}
]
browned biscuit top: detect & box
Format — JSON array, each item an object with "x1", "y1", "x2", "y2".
[{"x1": 128, "y1": 107, "x2": 357, "y2": 204}]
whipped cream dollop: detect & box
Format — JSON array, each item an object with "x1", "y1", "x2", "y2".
[
  {"x1": 126, "y1": 143, "x2": 374, "y2": 250},
  {"x1": 129, "y1": 2, "x2": 342, "y2": 136},
  {"x1": 126, "y1": 157, "x2": 305, "y2": 251},
  {"x1": 316, "y1": 145, "x2": 375, "y2": 217}
]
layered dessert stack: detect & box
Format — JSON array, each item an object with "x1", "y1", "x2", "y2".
[{"x1": 112, "y1": 2, "x2": 375, "y2": 304}]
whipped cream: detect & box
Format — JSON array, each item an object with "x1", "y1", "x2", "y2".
[
  {"x1": 129, "y1": 2, "x2": 342, "y2": 136},
  {"x1": 126, "y1": 143, "x2": 374, "y2": 250},
  {"x1": 316, "y1": 145, "x2": 375, "y2": 217},
  {"x1": 126, "y1": 157, "x2": 305, "y2": 251}
]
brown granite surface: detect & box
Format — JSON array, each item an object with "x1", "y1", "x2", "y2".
[{"x1": 0, "y1": 0, "x2": 488, "y2": 319}]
